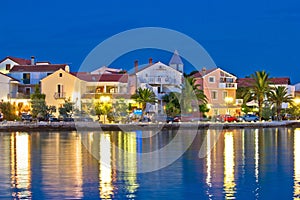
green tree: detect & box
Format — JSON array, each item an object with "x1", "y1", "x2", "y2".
[
  {"x1": 94, "y1": 101, "x2": 112, "y2": 123},
  {"x1": 0, "y1": 102, "x2": 18, "y2": 120},
  {"x1": 182, "y1": 77, "x2": 207, "y2": 116},
  {"x1": 251, "y1": 71, "x2": 270, "y2": 121},
  {"x1": 236, "y1": 87, "x2": 253, "y2": 114},
  {"x1": 111, "y1": 98, "x2": 128, "y2": 123},
  {"x1": 268, "y1": 86, "x2": 292, "y2": 120},
  {"x1": 131, "y1": 88, "x2": 157, "y2": 117},
  {"x1": 162, "y1": 92, "x2": 181, "y2": 117},
  {"x1": 30, "y1": 85, "x2": 48, "y2": 119},
  {"x1": 59, "y1": 98, "x2": 75, "y2": 118}
]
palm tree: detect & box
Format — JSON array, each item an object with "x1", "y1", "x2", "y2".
[
  {"x1": 131, "y1": 88, "x2": 157, "y2": 117},
  {"x1": 236, "y1": 87, "x2": 253, "y2": 114},
  {"x1": 180, "y1": 77, "x2": 208, "y2": 114},
  {"x1": 268, "y1": 86, "x2": 292, "y2": 120},
  {"x1": 251, "y1": 70, "x2": 270, "y2": 121},
  {"x1": 162, "y1": 92, "x2": 181, "y2": 116}
]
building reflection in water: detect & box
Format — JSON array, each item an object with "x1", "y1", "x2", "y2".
[
  {"x1": 40, "y1": 132, "x2": 83, "y2": 199},
  {"x1": 85, "y1": 131, "x2": 139, "y2": 199},
  {"x1": 11, "y1": 132, "x2": 32, "y2": 199},
  {"x1": 223, "y1": 131, "x2": 236, "y2": 199},
  {"x1": 294, "y1": 129, "x2": 300, "y2": 199},
  {"x1": 99, "y1": 133, "x2": 114, "y2": 199},
  {"x1": 0, "y1": 133, "x2": 12, "y2": 197}
]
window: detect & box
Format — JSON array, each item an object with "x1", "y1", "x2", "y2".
[
  {"x1": 56, "y1": 84, "x2": 64, "y2": 98},
  {"x1": 158, "y1": 77, "x2": 161, "y2": 82},
  {"x1": 59, "y1": 73, "x2": 63, "y2": 77},
  {"x1": 212, "y1": 91, "x2": 217, "y2": 100},
  {"x1": 158, "y1": 87, "x2": 161, "y2": 93},
  {"x1": 223, "y1": 91, "x2": 228, "y2": 99},
  {"x1": 23, "y1": 73, "x2": 30, "y2": 84},
  {"x1": 6, "y1": 64, "x2": 11, "y2": 70},
  {"x1": 209, "y1": 76, "x2": 215, "y2": 83},
  {"x1": 25, "y1": 88, "x2": 31, "y2": 95}
]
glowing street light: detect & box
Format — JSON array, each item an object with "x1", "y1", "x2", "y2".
[
  {"x1": 225, "y1": 97, "x2": 233, "y2": 115},
  {"x1": 100, "y1": 96, "x2": 111, "y2": 103}
]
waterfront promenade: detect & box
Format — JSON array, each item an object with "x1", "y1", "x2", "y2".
[{"x1": 0, "y1": 120, "x2": 299, "y2": 132}]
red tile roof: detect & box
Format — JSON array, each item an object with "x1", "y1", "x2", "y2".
[
  {"x1": 9, "y1": 64, "x2": 68, "y2": 72},
  {"x1": 72, "y1": 72, "x2": 128, "y2": 83},
  {"x1": 0, "y1": 56, "x2": 31, "y2": 65},
  {"x1": 192, "y1": 68, "x2": 217, "y2": 78},
  {"x1": 237, "y1": 77, "x2": 290, "y2": 88}
]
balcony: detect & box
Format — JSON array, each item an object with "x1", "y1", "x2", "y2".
[
  {"x1": 9, "y1": 92, "x2": 30, "y2": 99},
  {"x1": 54, "y1": 92, "x2": 66, "y2": 99},
  {"x1": 219, "y1": 83, "x2": 237, "y2": 89},
  {"x1": 140, "y1": 77, "x2": 176, "y2": 85}
]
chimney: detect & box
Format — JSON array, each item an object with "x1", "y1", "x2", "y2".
[
  {"x1": 149, "y1": 58, "x2": 153, "y2": 65},
  {"x1": 134, "y1": 60, "x2": 138, "y2": 73},
  {"x1": 31, "y1": 56, "x2": 35, "y2": 65},
  {"x1": 202, "y1": 67, "x2": 207, "y2": 76}
]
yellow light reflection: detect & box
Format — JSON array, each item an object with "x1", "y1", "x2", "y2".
[
  {"x1": 123, "y1": 133, "x2": 138, "y2": 198},
  {"x1": 223, "y1": 131, "x2": 236, "y2": 199},
  {"x1": 255, "y1": 129, "x2": 259, "y2": 182},
  {"x1": 99, "y1": 134, "x2": 114, "y2": 199},
  {"x1": 73, "y1": 134, "x2": 83, "y2": 198},
  {"x1": 206, "y1": 130, "x2": 212, "y2": 187},
  {"x1": 11, "y1": 132, "x2": 32, "y2": 198},
  {"x1": 294, "y1": 129, "x2": 300, "y2": 199}
]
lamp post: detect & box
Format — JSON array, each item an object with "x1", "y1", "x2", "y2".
[{"x1": 225, "y1": 97, "x2": 233, "y2": 115}]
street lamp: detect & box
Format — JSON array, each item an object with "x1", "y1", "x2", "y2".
[{"x1": 225, "y1": 97, "x2": 233, "y2": 115}]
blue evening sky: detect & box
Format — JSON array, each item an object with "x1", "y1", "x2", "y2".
[{"x1": 1, "y1": 1, "x2": 300, "y2": 82}]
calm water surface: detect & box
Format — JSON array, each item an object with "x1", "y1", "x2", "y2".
[{"x1": 0, "y1": 128, "x2": 299, "y2": 199}]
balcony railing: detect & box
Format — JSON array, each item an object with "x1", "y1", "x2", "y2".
[
  {"x1": 9, "y1": 92, "x2": 30, "y2": 99},
  {"x1": 219, "y1": 83, "x2": 237, "y2": 89},
  {"x1": 139, "y1": 77, "x2": 177, "y2": 85},
  {"x1": 54, "y1": 92, "x2": 66, "y2": 99}
]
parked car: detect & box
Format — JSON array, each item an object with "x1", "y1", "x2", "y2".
[
  {"x1": 139, "y1": 116, "x2": 151, "y2": 122},
  {"x1": 240, "y1": 114, "x2": 259, "y2": 122},
  {"x1": 214, "y1": 114, "x2": 237, "y2": 122},
  {"x1": 152, "y1": 114, "x2": 174, "y2": 123},
  {"x1": 21, "y1": 113, "x2": 32, "y2": 122},
  {"x1": 173, "y1": 114, "x2": 200, "y2": 122}
]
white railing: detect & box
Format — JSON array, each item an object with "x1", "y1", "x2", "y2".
[{"x1": 219, "y1": 83, "x2": 237, "y2": 89}]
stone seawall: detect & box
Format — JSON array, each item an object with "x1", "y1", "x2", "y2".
[{"x1": 0, "y1": 121, "x2": 299, "y2": 132}]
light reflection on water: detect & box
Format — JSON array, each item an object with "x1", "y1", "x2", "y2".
[
  {"x1": 0, "y1": 128, "x2": 298, "y2": 199},
  {"x1": 294, "y1": 129, "x2": 300, "y2": 199},
  {"x1": 223, "y1": 131, "x2": 236, "y2": 199}
]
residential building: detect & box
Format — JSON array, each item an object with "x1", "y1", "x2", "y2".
[
  {"x1": 8, "y1": 57, "x2": 70, "y2": 97},
  {"x1": 41, "y1": 69, "x2": 83, "y2": 115},
  {"x1": 237, "y1": 77, "x2": 295, "y2": 109},
  {"x1": 193, "y1": 67, "x2": 238, "y2": 116},
  {"x1": 0, "y1": 56, "x2": 31, "y2": 74},
  {"x1": 128, "y1": 51, "x2": 183, "y2": 113},
  {"x1": 0, "y1": 72, "x2": 19, "y2": 101},
  {"x1": 41, "y1": 69, "x2": 129, "y2": 116}
]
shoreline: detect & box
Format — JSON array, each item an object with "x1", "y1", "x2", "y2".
[{"x1": 0, "y1": 120, "x2": 299, "y2": 132}]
